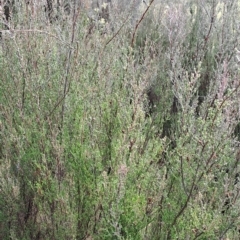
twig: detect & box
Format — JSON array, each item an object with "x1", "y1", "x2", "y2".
[{"x1": 131, "y1": 0, "x2": 155, "y2": 48}]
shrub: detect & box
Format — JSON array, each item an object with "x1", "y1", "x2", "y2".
[{"x1": 1, "y1": 0, "x2": 240, "y2": 239}]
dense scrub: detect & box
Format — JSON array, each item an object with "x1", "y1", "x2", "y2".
[{"x1": 1, "y1": 0, "x2": 240, "y2": 239}]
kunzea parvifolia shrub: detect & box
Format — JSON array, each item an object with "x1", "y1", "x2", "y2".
[{"x1": 1, "y1": 0, "x2": 240, "y2": 239}]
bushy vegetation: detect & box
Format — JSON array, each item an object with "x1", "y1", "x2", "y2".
[{"x1": 1, "y1": 0, "x2": 240, "y2": 239}]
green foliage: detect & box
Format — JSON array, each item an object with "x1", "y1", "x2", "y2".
[{"x1": 1, "y1": 0, "x2": 240, "y2": 239}]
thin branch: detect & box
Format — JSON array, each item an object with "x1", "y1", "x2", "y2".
[
  {"x1": 60, "y1": 1, "x2": 81, "y2": 135},
  {"x1": 104, "y1": 0, "x2": 144, "y2": 48},
  {"x1": 131, "y1": 0, "x2": 155, "y2": 48}
]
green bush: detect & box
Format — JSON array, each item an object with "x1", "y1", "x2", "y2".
[{"x1": 1, "y1": 0, "x2": 240, "y2": 239}]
